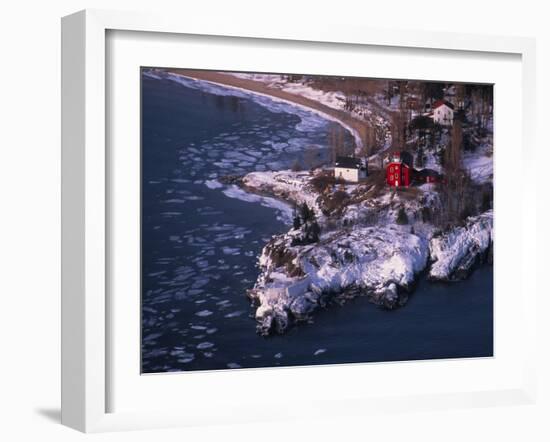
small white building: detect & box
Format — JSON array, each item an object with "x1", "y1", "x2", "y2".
[
  {"x1": 431, "y1": 100, "x2": 455, "y2": 126},
  {"x1": 334, "y1": 156, "x2": 368, "y2": 182}
]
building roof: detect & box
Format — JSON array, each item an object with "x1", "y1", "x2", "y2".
[
  {"x1": 433, "y1": 99, "x2": 455, "y2": 110},
  {"x1": 335, "y1": 156, "x2": 362, "y2": 169}
]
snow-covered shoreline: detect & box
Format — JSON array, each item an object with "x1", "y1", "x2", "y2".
[
  {"x1": 242, "y1": 169, "x2": 493, "y2": 335},
  {"x1": 146, "y1": 69, "x2": 367, "y2": 151},
  {"x1": 429, "y1": 210, "x2": 493, "y2": 281}
]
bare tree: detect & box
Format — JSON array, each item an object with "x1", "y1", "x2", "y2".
[{"x1": 439, "y1": 118, "x2": 473, "y2": 225}]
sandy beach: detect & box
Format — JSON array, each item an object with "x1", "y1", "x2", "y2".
[{"x1": 165, "y1": 69, "x2": 381, "y2": 152}]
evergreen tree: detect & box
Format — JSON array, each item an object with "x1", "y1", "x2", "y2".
[
  {"x1": 298, "y1": 203, "x2": 321, "y2": 244},
  {"x1": 396, "y1": 207, "x2": 409, "y2": 225},
  {"x1": 308, "y1": 220, "x2": 321, "y2": 242},
  {"x1": 300, "y1": 203, "x2": 313, "y2": 223},
  {"x1": 293, "y1": 215, "x2": 301, "y2": 230}
]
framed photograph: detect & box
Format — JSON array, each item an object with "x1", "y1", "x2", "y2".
[
  {"x1": 61, "y1": 9, "x2": 538, "y2": 432},
  {"x1": 139, "y1": 67, "x2": 494, "y2": 373}
]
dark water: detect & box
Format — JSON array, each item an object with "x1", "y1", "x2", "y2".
[{"x1": 141, "y1": 71, "x2": 493, "y2": 373}]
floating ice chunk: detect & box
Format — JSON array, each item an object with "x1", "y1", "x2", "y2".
[
  {"x1": 274, "y1": 352, "x2": 283, "y2": 359},
  {"x1": 314, "y1": 349, "x2": 327, "y2": 356},
  {"x1": 227, "y1": 363, "x2": 241, "y2": 369},
  {"x1": 196, "y1": 260, "x2": 209, "y2": 268},
  {"x1": 205, "y1": 179, "x2": 224, "y2": 190},
  {"x1": 145, "y1": 348, "x2": 168, "y2": 358},
  {"x1": 143, "y1": 332, "x2": 162, "y2": 342},
  {"x1": 195, "y1": 310, "x2": 213, "y2": 317},
  {"x1": 192, "y1": 278, "x2": 210, "y2": 289},
  {"x1": 222, "y1": 247, "x2": 241, "y2": 255},
  {"x1": 190, "y1": 325, "x2": 207, "y2": 330},
  {"x1": 224, "y1": 311, "x2": 244, "y2": 318},
  {"x1": 197, "y1": 342, "x2": 214, "y2": 350},
  {"x1": 245, "y1": 150, "x2": 263, "y2": 158}
]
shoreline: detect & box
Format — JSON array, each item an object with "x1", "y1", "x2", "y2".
[
  {"x1": 239, "y1": 169, "x2": 493, "y2": 335},
  {"x1": 163, "y1": 69, "x2": 372, "y2": 151}
]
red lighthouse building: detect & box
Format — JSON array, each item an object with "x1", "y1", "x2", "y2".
[{"x1": 386, "y1": 152, "x2": 413, "y2": 187}]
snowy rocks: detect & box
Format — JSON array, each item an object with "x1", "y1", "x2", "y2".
[
  {"x1": 242, "y1": 170, "x2": 322, "y2": 215},
  {"x1": 428, "y1": 210, "x2": 493, "y2": 281},
  {"x1": 249, "y1": 225, "x2": 430, "y2": 335},
  {"x1": 289, "y1": 292, "x2": 318, "y2": 320}
]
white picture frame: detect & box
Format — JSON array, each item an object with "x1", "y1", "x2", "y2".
[{"x1": 61, "y1": 9, "x2": 538, "y2": 433}]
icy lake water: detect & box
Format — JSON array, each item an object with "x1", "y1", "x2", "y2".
[{"x1": 141, "y1": 72, "x2": 493, "y2": 373}]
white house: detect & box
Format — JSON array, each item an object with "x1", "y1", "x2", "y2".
[
  {"x1": 431, "y1": 100, "x2": 455, "y2": 126},
  {"x1": 334, "y1": 156, "x2": 368, "y2": 182}
]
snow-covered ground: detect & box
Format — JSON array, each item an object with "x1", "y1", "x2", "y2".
[
  {"x1": 463, "y1": 151, "x2": 493, "y2": 184},
  {"x1": 462, "y1": 141, "x2": 493, "y2": 184},
  {"x1": 231, "y1": 73, "x2": 348, "y2": 111},
  {"x1": 242, "y1": 170, "x2": 323, "y2": 216},
  {"x1": 373, "y1": 93, "x2": 401, "y2": 112},
  {"x1": 222, "y1": 185, "x2": 294, "y2": 225}
]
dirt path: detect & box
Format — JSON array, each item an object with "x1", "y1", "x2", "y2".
[{"x1": 364, "y1": 97, "x2": 400, "y2": 152}]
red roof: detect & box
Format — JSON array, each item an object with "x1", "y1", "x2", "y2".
[{"x1": 432, "y1": 99, "x2": 455, "y2": 110}]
